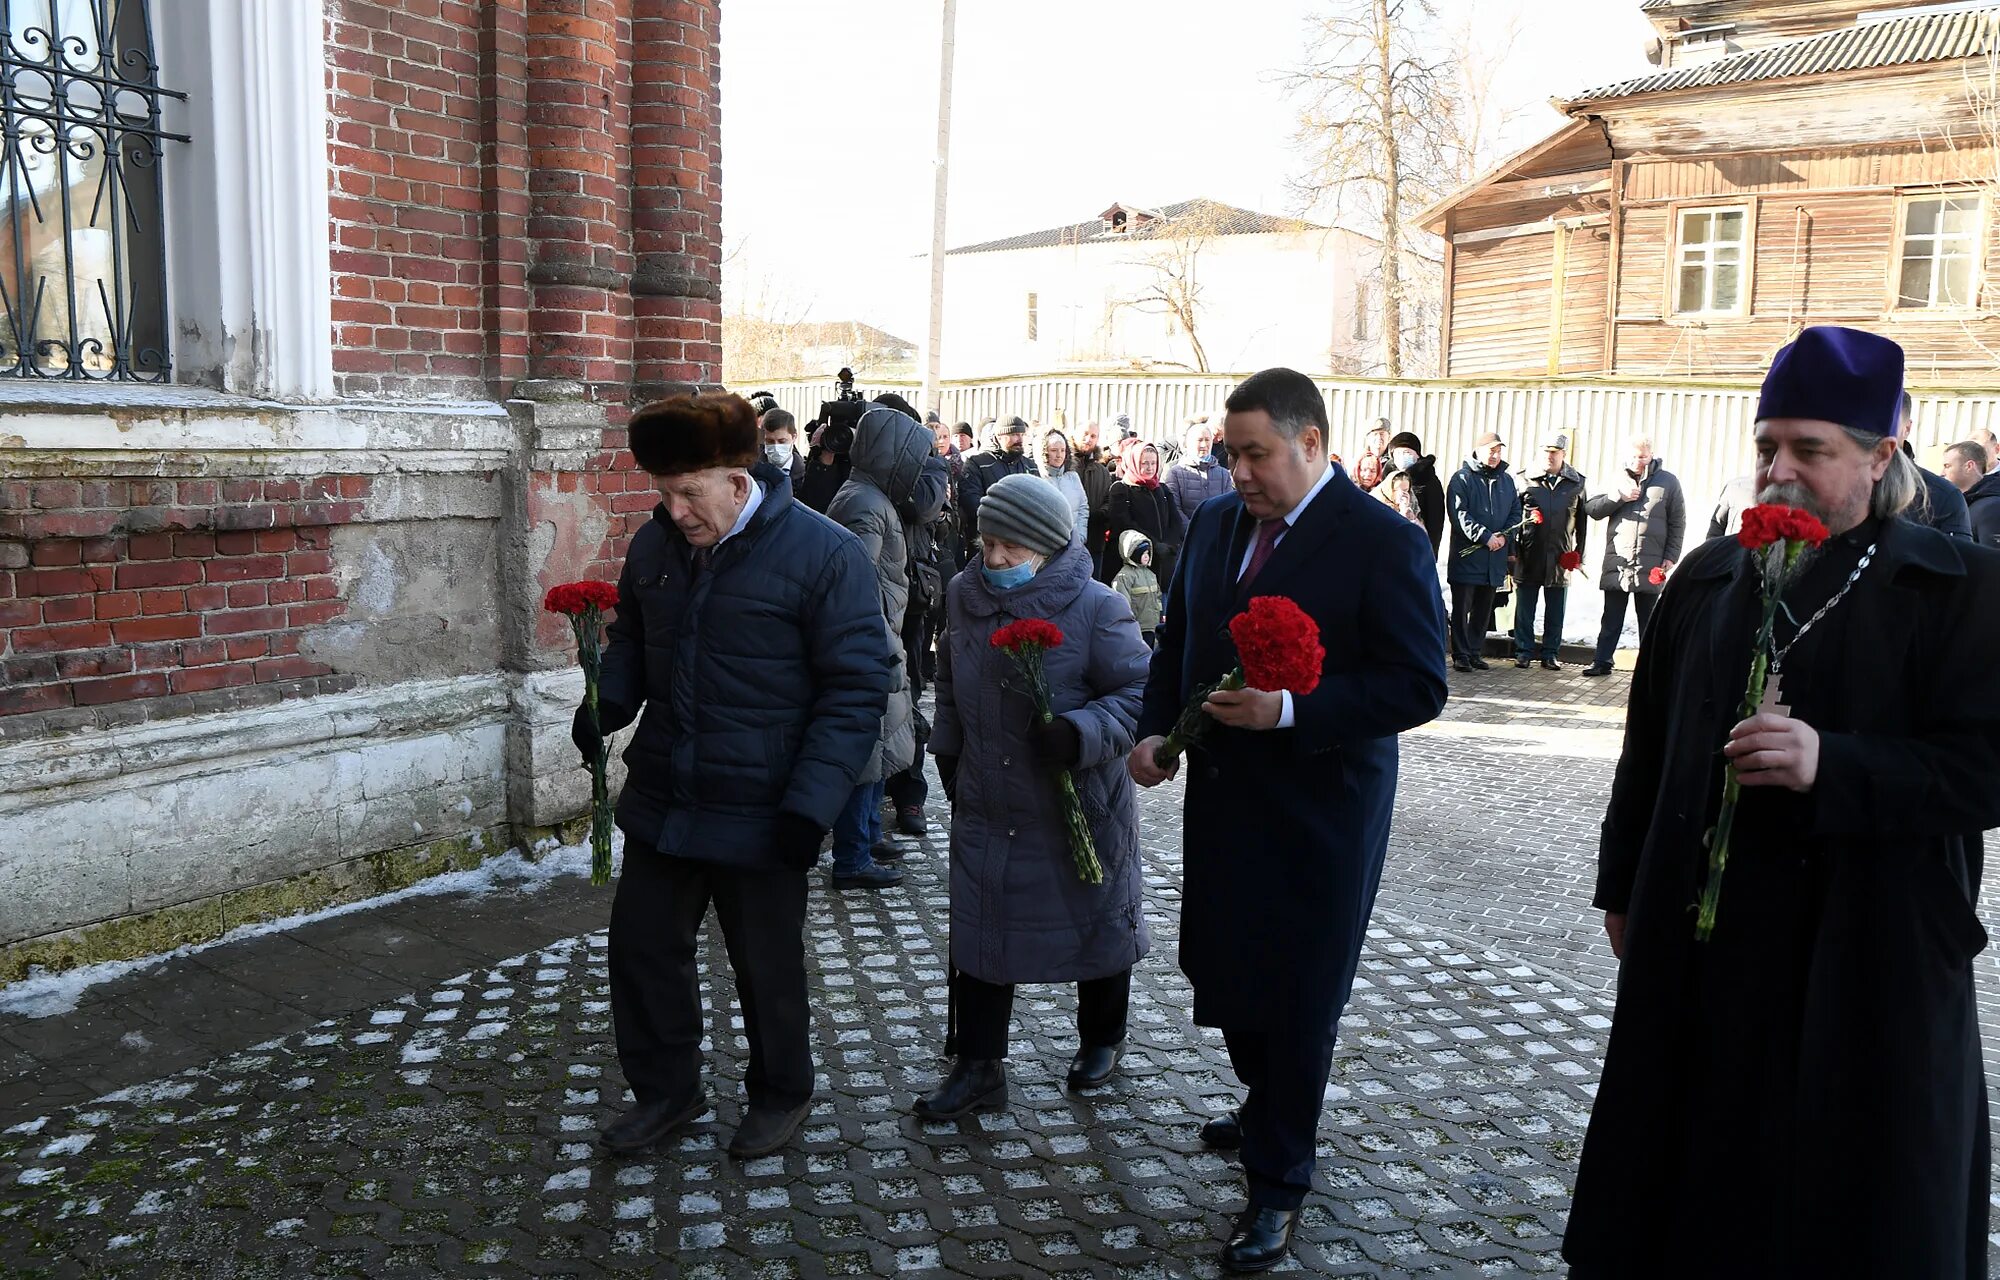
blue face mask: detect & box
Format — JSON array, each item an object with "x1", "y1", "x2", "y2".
[{"x1": 981, "y1": 560, "x2": 1038, "y2": 590}]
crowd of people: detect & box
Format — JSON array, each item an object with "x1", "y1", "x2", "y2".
[{"x1": 572, "y1": 328, "x2": 1997, "y2": 1274}]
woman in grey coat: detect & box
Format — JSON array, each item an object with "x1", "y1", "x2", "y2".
[
  {"x1": 1036, "y1": 427, "x2": 1091, "y2": 539},
  {"x1": 917, "y1": 473, "x2": 1153, "y2": 1119}
]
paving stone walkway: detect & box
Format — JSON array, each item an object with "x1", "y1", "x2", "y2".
[{"x1": 0, "y1": 668, "x2": 1992, "y2": 1277}]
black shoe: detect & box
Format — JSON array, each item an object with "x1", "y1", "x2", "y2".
[
  {"x1": 1541, "y1": 658, "x2": 1562, "y2": 671},
  {"x1": 1469, "y1": 657, "x2": 1491, "y2": 670},
  {"x1": 600, "y1": 1087, "x2": 706, "y2": 1155},
  {"x1": 1514, "y1": 656, "x2": 1533, "y2": 669},
  {"x1": 914, "y1": 1059, "x2": 1008, "y2": 1120},
  {"x1": 1583, "y1": 662, "x2": 1613, "y2": 677},
  {"x1": 895, "y1": 806, "x2": 927, "y2": 837},
  {"x1": 1199, "y1": 1109, "x2": 1242, "y2": 1149},
  {"x1": 830, "y1": 863, "x2": 904, "y2": 890},
  {"x1": 870, "y1": 839, "x2": 905, "y2": 864},
  {"x1": 728, "y1": 1098, "x2": 811, "y2": 1158},
  {"x1": 1220, "y1": 1205, "x2": 1298, "y2": 1273},
  {"x1": 1452, "y1": 658, "x2": 1473, "y2": 673},
  {"x1": 1066, "y1": 1043, "x2": 1123, "y2": 1091}
]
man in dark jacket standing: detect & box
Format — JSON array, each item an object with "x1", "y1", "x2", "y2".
[
  {"x1": 578, "y1": 393, "x2": 892, "y2": 1161},
  {"x1": 1943, "y1": 439, "x2": 2000, "y2": 546},
  {"x1": 1511, "y1": 431, "x2": 1587, "y2": 670},
  {"x1": 1383, "y1": 431, "x2": 1446, "y2": 557},
  {"x1": 958, "y1": 416, "x2": 1032, "y2": 556},
  {"x1": 1129, "y1": 368, "x2": 1448, "y2": 1273},
  {"x1": 1564, "y1": 326, "x2": 2000, "y2": 1279},
  {"x1": 1073, "y1": 420, "x2": 1116, "y2": 574},
  {"x1": 1582, "y1": 438, "x2": 1685, "y2": 677},
  {"x1": 1445, "y1": 433, "x2": 1520, "y2": 672}
]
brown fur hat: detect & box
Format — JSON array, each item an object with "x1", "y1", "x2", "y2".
[{"x1": 628, "y1": 393, "x2": 760, "y2": 476}]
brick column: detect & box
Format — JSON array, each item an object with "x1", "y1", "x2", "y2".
[
  {"x1": 630, "y1": 0, "x2": 722, "y2": 404},
  {"x1": 519, "y1": 0, "x2": 633, "y2": 399}
]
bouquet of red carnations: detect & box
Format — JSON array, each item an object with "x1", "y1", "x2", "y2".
[
  {"x1": 991, "y1": 619, "x2": 1102, "y2": 886},
  {"x1": 1152, "y1": 595, "x2": 1324, "y2": 770},
  {"x1": 544, "y1": 580, "x2": 622, "y2": 885}
]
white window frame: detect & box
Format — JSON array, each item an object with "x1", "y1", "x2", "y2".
[
  {"x1": 1026, "y1": 291, "x2": 1038, "y2": 342},
  {"x1": 1668, "y1": 202, "x2": 1754, "y2": 321},
  {"x1": 155, "y1": 1, "x2": 333, "y2": 400},
  {"x1": 1891, "y1": 191, "x2": 1985, "y2": 313}
]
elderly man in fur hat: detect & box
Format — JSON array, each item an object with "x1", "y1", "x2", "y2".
[
  {"x1": 1564, "y1": 327, "x2": 2000, "y2": 1278},
  {"x1": 572, "y1": 393, "x2": 894, "y2": 1160}
]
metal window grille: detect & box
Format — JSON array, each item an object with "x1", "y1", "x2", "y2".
[{"x1": 0, "y1": 0, "x2": 185, "y2": 381}]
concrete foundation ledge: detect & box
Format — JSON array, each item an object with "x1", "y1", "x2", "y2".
[{"x1": 0, "y1": 672, "x2": 608, "y2": 973}]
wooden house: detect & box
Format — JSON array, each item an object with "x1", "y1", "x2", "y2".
[{"x1": 1423, "y1": 1, "x2": 2000, "y2": 383}]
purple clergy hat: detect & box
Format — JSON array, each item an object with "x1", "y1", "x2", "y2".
[{"x1": 1755, "y1": 325, "x2": 1906, "y2": 440}]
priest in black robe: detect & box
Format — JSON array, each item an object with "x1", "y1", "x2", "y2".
[{"x1": 1564, "y1": 326, "x2": 2000, "y2": 1279}]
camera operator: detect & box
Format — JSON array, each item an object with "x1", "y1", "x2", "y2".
[{"x1": 799, "y1": 370, "x2": 865, "y2": 514}]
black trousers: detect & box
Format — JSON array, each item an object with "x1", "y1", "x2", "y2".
[
  {"x1": 1448, "y1": 583, "x2": 1497, "y2": 662},
  {"x1": 1592, "y1": 587, "x2": 1659, "y2": 667},
  {"x1": 608, "y1": 846, "x2": 812, "y2": 1111},
  {"x1": 950, "y1": 969, "x2": 1131, "y2": 1061},
  {"x1": 1223, "y1": 1023, "x2": 1341, "y2": 1211},
  {"x1": 886, "y1": 606, "x2": 931, "y2": 812}
]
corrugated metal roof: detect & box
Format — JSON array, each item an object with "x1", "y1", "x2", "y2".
[
  {"x1": 1565, "y1": 5, "x2": 2000, "y2": 104},
  {"x1": 946, "y1": 199, "x2": 1323, "y2": 256}
]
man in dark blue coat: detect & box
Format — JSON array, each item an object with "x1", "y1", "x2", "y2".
[
  {"x1": 573, "y1": 393, "x2": 893, "y2": 1161},
  {"x1": 1129, "y1": 368, "x2": 1449, "y2": 1273}
]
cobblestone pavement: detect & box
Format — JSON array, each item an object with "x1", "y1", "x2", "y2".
[{"x1": 0, "y1": 668, "x2": 1993, "y2": 1278}]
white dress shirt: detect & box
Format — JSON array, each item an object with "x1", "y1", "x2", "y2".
[
  {"x1": 1235, "y1": 462, "x2": 1336, "y2": 728},
  {"x1": 719, "y1": 477, "x2": 765, "y2": 546}
]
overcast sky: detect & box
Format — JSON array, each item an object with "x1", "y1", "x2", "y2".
[{"x1": 718, "y1": 1, "x2": 1656, "y2": 340}]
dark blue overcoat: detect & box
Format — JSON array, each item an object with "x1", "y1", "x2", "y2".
[{"x1": 1137, "y1": 466, "x2": 1448, "y2": 1031}]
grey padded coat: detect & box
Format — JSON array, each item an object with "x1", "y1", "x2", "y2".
[
  {"x1": 826, "y1": 405, "x2": 931, "y2": 783},
  {"x1": 931, "y1": 541, "x2": 1153, "y2": 985}
]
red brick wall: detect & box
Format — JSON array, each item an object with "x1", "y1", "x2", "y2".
[
  {"x1": 326, "y1": 1, "x2": 492, "y2": 400},
  {"x1": 0, "y1": 478, "x2": 366, "y2": 718}
]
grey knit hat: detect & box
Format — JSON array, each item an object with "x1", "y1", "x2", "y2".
[{"x1": 979, "y1": 473, "x2": 1073, "y2": 557}]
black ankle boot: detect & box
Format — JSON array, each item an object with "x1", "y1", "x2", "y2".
[{"x1": 913, "y1": 1059, "x2": 1007, "y2": 1120}]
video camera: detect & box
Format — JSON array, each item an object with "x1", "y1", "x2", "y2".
[{"x1": 814, "y1": 367, "x2": 867, "y2": 456}]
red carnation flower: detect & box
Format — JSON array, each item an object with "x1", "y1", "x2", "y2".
[
  {"x1": 1737, "y1": 504, "x2": 1829, "y2": 551},
  {"x1": 1228, "y1": 595, "x2": 1324, "y2": 695},
  {"x1": 991, "y1": 618, "x2": 1065, "y2": 652},
  {"x1": 543, "y1": 580, "x2": 620, "y2": 616},
  {"x1": 1529, "y1": 507, "x2": 1545, "y2": 524},
  {"x1": 1558, "y1": 550, "x2": 1582, "y2": 573},
  {"x1": 1648, "y1": 566, "x2": 1667, "y2": 586}
]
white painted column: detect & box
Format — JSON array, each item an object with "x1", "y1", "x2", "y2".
[{"x1": 157, "y1": 0, "x2": 335, "y2": 400}]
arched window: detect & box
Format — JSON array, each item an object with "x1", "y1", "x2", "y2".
[{"x1": 0, "y1": 0, "x2": 184, "y2": 380}]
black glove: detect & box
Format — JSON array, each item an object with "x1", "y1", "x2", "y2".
[
  {"x1": 773, "y1": 812, "x2": 828, "y2": 869},
  {"x1": 936, "y1": 753, "x2": 960, "y2": 805},
  {"x1": 571, "y1": 701, "x2": 630, "y2": 769},
  {"x1": 1029, "y1": 715, "x2": 1081, "y2": 769}
]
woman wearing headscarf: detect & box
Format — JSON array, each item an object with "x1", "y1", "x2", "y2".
[
  {"x1": 1103, "y1": 442, "x2": 1183, "y2": 592},
  {"x1": 918, "y1": 473, "x2": 1152, "y2": 1118},
  {"x1": 1162, "y1": 416, "x2": 1233, "y2": 522},
  {"x1": 1037, "y1": 427, "x2": 1090, "y2": 541}
]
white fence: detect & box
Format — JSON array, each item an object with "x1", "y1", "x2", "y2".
[{"x1": 749, "y1": 372, "x2": 2000, "y2": 547}]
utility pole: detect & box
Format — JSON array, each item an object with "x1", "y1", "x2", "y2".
[{"x1": 920, "y1": 0, "x2": 957, "y2": 418}]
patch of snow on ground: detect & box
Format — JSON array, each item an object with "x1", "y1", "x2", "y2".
[{"x1": 0, "y1": 836, "x2": 618, "y2": 1020}]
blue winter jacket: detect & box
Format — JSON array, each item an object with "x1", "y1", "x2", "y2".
[
  {"x1": 597, "y1": 464, "x2": 894, "y2": 869},
  {"x1": 1446, "y1": 456, "x2": 1520, "y2": 588}
]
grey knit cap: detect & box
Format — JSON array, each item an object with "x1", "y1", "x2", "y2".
[{"x1": 979, "y1": 473, "x2": 1073, "y2": 556}]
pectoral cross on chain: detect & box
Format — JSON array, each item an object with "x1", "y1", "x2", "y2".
[{"x1": 1757, "y1": 671, "x2": 1790, "y2": 719}]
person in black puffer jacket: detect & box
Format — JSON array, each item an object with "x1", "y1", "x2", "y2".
[{"x1": 575, "y1": 392, "x2": 893, "y2": 1164}]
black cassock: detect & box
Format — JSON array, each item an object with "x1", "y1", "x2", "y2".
[{"x1": 1565, "y1": 516, "x2": 2000, "y2": 1279}]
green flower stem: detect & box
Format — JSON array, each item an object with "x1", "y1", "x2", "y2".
[
  {"x1": 1153, "y1": 668, "x2": 1245, "y2": 769},
  {"x1": 1008, "y1": 644, "x2": 1103, "y2": 887},
  {"x1": 1694, "y1": 540, "x2": 1803, "y2": 941},
  {"x1": 573, "y1": 606, "x2": 615, "y2": 886}
]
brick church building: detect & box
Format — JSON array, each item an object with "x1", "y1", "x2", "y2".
[{"x1": 0, "y1": 2, "x2": 722, "y2": 974}]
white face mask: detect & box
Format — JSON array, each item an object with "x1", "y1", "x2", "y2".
[
  {"x1": 1392, "y1": 449, "x2": 1417, "y2": 470},
  {"x1": 764, "y1": 441, "x2": 795, "y2": 467}
]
